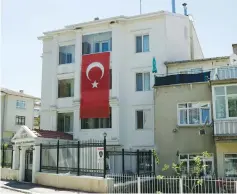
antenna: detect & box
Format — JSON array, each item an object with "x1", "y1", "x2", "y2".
[{"x1": 140, "y1": 0, "x2": 142, "y2": 14}]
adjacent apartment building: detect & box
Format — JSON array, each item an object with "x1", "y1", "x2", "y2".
[
  {"x1": 38, "y1": 10, "x2": 203, "y2": 149},
  {"x1": 1, "y1": 88, "x2": 40, "y2": 141},
  {"x1": 154, "y1": 44, "x2": 237, "y2": 177}
]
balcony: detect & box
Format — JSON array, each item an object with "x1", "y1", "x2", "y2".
[
  {"x1": 214, "y1": 120, "x2": 237, "y2": 137},
  {"x1": 211, "y1": 66, "x2": 237, "y2": 81}
]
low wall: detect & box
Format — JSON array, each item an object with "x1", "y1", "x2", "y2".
[
  {"x1": 1, "y1": 168, "x2": 19, "y2": 181},
  {"x1": 35, "y1": 172, "x2": 114, "y2": 193}
]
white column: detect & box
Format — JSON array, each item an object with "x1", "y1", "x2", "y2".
[
  {"x1": 73, "y1": 109, "x2": 80, "y2": 139},
  {"x1": 12, "y1": 145, "x2": 19, "y2": 170},
  {"x1": 74, "y1": 30, "x2": 82, "y2": 102},
  {"x1": 19, "y1": 147, "x2": 26, "y2": 181},
  {"x1": 51, "y1": 37, "x2": 59, "y2": 107},
  {"x1": 111, "y1": 105, "x2": 120, "y2": 141},
  {"x1": 32, "y1": 145, "x2": 40, "y2": 183},
  {"x1": 51, "y1": 110, "x2": 57, "y2": 131}
]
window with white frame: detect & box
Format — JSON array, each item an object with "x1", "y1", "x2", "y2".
[
  {"x1": 178, "y1": 102, "x2": 211, "y2": 125},
  {"x1": 136, "y1": 35, "x2": 149, "y2": 53},
  {"x1": 16, "y1": 100, "x2": 26, "y2": 109},
  {"x1": 59, "y1": 45, "x2": 75, "y2": 64},
  {"x1": 136, "y1": 109, "x2": 152, "y2": 130},
  {"x1": 224, "y1": 154, "x2": 237, "y2": 177},
  {"x1": 15, "y1": 116, "x2": 25, "y2": 125},
  {"x1": 94, "y1": 41, "x2": 110, "y2": 53},
  {"x1": 57, "y1": 112, "x2": 73, "y2": 133},
  {"x1": 136, "y1": 72, "x2": 150, "y2": 91},
  {"x1": 214, "y1": 85, "x2": 237, "y2": 119},
  {"x1": 179, "y1": 153, "x2": 214, "y2": 176}
]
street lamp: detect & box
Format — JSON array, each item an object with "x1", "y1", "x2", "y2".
[{"x1": 103, "y1": 132, "x2": 107, "y2": 140}]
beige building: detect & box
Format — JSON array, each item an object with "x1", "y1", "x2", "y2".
[
  {"x1": 1, "y1": 88, "x2": 40, "y2": 141},
  {"x1": 154, "y1": 44, "x2": 237, "y2": 177}
]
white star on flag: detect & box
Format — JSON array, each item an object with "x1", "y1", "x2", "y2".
[{"x1": 92, "y1": 81, "x2": 99, "y2": 88}]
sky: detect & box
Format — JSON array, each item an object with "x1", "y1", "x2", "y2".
[{"x1": 1, "y1": 0, "x2": 237, "y2": 97}]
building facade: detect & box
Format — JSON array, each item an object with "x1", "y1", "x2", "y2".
[
  {"x1": 1, "y1": 88, "x2": 40, "y2": 141},
  {"x1": 39, "y1": 11, "x2": 203, "y2": 149},
  {"x1": 154, "y1": 45, "x2": 237, "y2": 177}
]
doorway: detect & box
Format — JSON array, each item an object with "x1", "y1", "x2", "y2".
[{"x1": 25, "y1": 149, "x2": 33, "y2": 182}]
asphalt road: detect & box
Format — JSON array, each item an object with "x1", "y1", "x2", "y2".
[{"x1": 1, "y1": 187, "x2": 21, "y2": 193}]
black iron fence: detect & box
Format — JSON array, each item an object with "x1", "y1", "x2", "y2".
[
  {"x1": 39, "y1": 139, "x2": 154, "y2": 177},
  {"x1": 1, "y1": 144, "x2": 13, "y2": 168}
]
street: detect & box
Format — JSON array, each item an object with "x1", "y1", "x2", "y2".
[{"x1": 1, "y1": 187, "x2": 21, "y2": 193}]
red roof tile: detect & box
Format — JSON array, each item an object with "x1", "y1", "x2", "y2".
[{"x1": 32, "y1": 129, "x2": 73, "y2": 140}]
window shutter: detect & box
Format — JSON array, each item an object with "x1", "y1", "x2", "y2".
[{"x1": 143, "y1": 110, "x2": 152, "y2": 129}]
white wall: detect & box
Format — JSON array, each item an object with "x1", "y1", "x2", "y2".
[
  {"x1": 40, "y1": 13, "x2": 203, "y2": 149},
  {"x1": 3, "y1": 95, "x2": 34, "y2": 133}
]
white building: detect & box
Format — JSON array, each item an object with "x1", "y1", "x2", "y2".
[
  {"x1": 38, "y1": 11, "x2": 203, "y2": 149},
  {"x1": 1, "y1": 88, "x2": 40, "y2": 141}
]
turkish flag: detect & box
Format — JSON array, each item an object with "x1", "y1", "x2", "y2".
[{"x1": 80, "y1": 52, "x2": 110, "y2": 118}]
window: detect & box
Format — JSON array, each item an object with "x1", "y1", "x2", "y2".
[
  {"x1": 178, "y1": 102, "x2": 211, "y2": 125},
  {"x1": 59, "y1": 45, "x2": 75, "y2": 64},
  {"x1": 214, "y1": 85, "x2": 237, "y2": 119},
  {"x1": 57, "y1": 112, "x2": 73, "y2": 133},
  {"x1": 224, "y1": 154, "x2": 237, "y2": 177},
  {"x1": 16, "y1": 116, "x2": 25, "y2": 125},
  {"x1": 94, "y1": 41, "x2": 110, "y2": 53},
  {"x1": 16, "y1": 100, "x2": 26, "y2": 109},
  {"x1": 136, "y1": 72, "x2": 150, "y2": 91},
  {"x1": 81, "y1": 108, "x2": 112, "y2": 129},
  {"x1": 136, "y1": 35, "x2": 149, "y2": 53},
  {"x1": 58, "y1": 79, "x2": 74, "y2": 98},
  {"x1": 179, "y1": 153, "x2": 214, "y2": 176},
  {"x1": 136, "y1": 109, "x2": 152, "y2": 130}
]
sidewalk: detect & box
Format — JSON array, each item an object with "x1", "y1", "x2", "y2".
[{"x1": 0, "y1": 180, "x2": 91, "y2": 193}]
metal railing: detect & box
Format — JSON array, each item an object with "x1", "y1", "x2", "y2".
[
  {"x1": 1, "y1": 144, "x2": 13, "y2": 168},
  {"x1": 107, "y1": 174, "x2": 237, "y2": 193},
  {"x1": 212, "y1": 66, "x2": 237, "y2": 80},
  {"x1": 214, "y1": 120, "x2": 237, "y2": 136}
]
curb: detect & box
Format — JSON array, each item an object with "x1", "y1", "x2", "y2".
[{"x1": 1, "y1": 185, "x2": 36, "y2": 194}]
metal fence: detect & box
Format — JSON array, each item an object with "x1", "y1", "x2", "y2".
[
  {"x1": 39, "y1": 140, "x2": 154, "y2": 177},
  {"x1": 107, "y1": 174, "x2": 237, "y2": 193},
  {"x1": 40, "y1": 139, "x2": 106, "y2": 177},
  {"x1": 1, "y1": 144, "x2": 13, "y2": 168}
]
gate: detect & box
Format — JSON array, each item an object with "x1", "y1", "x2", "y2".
[{"x1": 25, "y1": 149, "x2": 33, "y2": 182}]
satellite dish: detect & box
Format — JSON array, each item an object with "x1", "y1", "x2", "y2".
[{"x1": 229, "y1": 54, "x2": 237, "y2": 65}]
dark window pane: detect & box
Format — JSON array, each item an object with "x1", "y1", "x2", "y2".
[
  {"x1": 102, "y1": 42, "x2": 109, "y2": 52},
  {"x1": 136, "y1": 73, "x2": 143, "y2": 91},
  {"x1": 136, "y1": 36, "x2": 142, "y2": 53},
  {"x1": 95, "y1": 42, "x2": 100, "y2": 53},
  {"x1": 136, "y1": 111, "x2": 143, "y2": 129},
  {"x1": 143, "y1": 35, "x2": 149, "y2": 52}
]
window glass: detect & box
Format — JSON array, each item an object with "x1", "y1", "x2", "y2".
[
  {"x1": 102, "y1": 42, "x2": 109, "y2": 52},
  {"x1": 57, "y1": 113, "x2": 73, "y2": 132},
  {"x1": 189, "y1": 108, "x2": 199, "y2": 124},
  {"x1": 143, "y1": 73, "x2": 150, "y2": 91},
  {"x1": 224, "y1": 154, "x2": 237, "y2": 177},
  {"x1": 215, "y1": 87, "x2": 225, "y2": 95},
  {"x1": 143, "y1": 109, "x2": 151, "y2": 129},
  {"x1": 136, "y1": 73, "x2": 143, "y2": 91},
  {"x1": 59, "y1": 45, "x2": 75, "y2": 64},
  {"x1": 201, "y1": 108, "x2": 210, "y2": 124},
  {"x1": 95, "y1": 42, "x2": 100, "y2": 53},
  {"x1": 215, "y1": 96, "x2": 226, "y2": 119},
  {"x1": 136, "y1": 110, "x2": 144, "y2": 129},
  {"x1": 178, "y1": 104, "x2": 187, "y2": 108},
  {"x1": 180, "y1": 109, "x2": 188, "y2": 124},
  {"x1": 227, "y1": 85, "x2": 237, "y2": 95},
  {"x1": 228, "y1": 96, "x2": 237, "y2": 117},
  {"x1": 58, "y1": 79, "x2": 74, "y2": 98},
  {"x1": 136, "y1": 36, "x2": 142, "y2": 53},
  {"x1": 143, "y1": 35, "x2": 149, "y2": 52}
]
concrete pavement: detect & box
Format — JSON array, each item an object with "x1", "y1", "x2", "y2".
[{"x1": 0, "y1": 180, "x2": 91, "y2": 194}]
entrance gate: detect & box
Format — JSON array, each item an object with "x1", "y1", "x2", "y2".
[{"x1": 25, "y1": 149, "x2": 33, "y2": 182}]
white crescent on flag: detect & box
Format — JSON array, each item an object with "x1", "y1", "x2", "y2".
[{"x1": 86, "y1": 62, "x2": 104, "y2": 81}]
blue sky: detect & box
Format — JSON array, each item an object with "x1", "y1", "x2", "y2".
[{"x1": 1, "y1": 0, "x2": 236, "y2": 97}]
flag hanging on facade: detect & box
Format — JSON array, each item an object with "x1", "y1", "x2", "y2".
[
  {"x1": 80, "y1": 52, "x2": 110, "y2": 118},
  {"x1": 152, "y1": 57, "x2": 157, "y2": 73}
]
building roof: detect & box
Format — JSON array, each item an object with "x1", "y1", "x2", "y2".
[
  {"x1": 38, "y1": 11, "x2": 187, "y2": 39},
  {"x1": 32, "y1": 129, "x2": 73, "y2": 140},
  {"x1": 1, "y1": 87, "x2": 40, "y2": 100},
  {"x1": 165, "y1": 56, "x2": 229, "y2": 66}
]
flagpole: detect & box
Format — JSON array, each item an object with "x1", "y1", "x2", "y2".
[{"x1": 140, "y1": 0, "x2": 142, "y2": 14}]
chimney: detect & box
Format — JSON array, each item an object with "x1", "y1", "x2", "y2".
[
  {"x1": 233, "y1": 44, "x2": 237, "y2": 55},
  {"x1": 94, "y1": 17, "x2": 99, "y2": 21},
  {"x1": 182, "y1": 3, "x2": 188, "y2": 16},
  {"x1": 19, "y1": 90, "x2": 24, "y2": 93}
]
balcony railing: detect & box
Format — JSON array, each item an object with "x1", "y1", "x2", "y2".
[
  {"x1": 212, "y1": 66, "x2": 237, "y2": 80},
  {"x1": 214, "y1": 119, "x2": 237, "y2": 136}
]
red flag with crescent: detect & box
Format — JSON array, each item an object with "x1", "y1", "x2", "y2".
[{"x1": 80, "y1": 52, "x2": 110, "y2": 118}]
